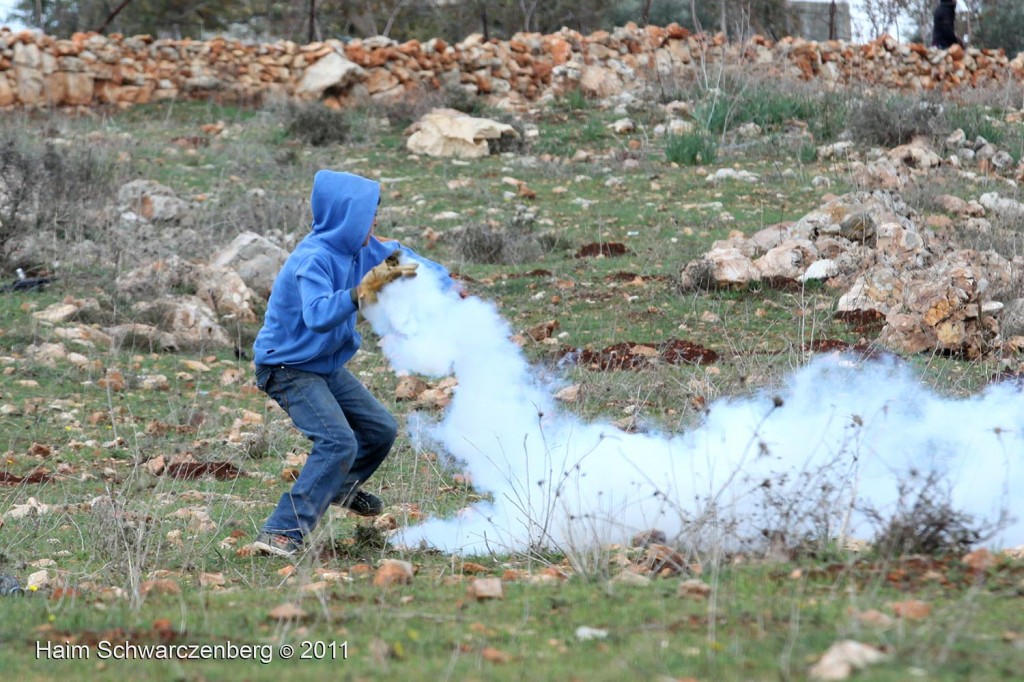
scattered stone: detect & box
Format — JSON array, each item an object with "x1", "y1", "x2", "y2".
[
  {"x1": 809, "y1": 640, "x2": 888, "y2": 681},
  {"x1": 575, "y1": 626, "x2": 608, "y2": 641},
  {"x1": 373, "y1": 559, "x2": 414, "y2": 587},
  {"x1": 467, "y1": 578, "x2": 504, "y2": 601},
  {"x1": 677, "y1": 578, "x2": 711, "y2": 600}
]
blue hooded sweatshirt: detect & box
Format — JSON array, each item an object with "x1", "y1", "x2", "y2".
[{"x1": 253, "y1": 170, "x2": 451, "y2": 374}]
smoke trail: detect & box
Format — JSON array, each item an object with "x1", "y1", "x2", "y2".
[{"x1": 363, "y1": 263, "x2": 1024, "y2": 555}]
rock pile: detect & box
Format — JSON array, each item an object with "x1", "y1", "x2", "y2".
[
  {"x1": 679, "y1": 183, "x2": 1024, "y2": 358},
  {"x1": 22, "y1": 187, "x2": 293, "y2": 353},
  {"x1": 1, "y1": 24, "x2": 1022, "y2": 109}
]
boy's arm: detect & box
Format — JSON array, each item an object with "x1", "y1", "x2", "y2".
[
  {"x1": 368, "y1": 237, "x2": 463, "y2": 294},
  {"x1": 295, "y1": 257, "x2": 359, "y2": 332}
]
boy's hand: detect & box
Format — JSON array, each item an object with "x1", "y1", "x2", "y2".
[{"x1": 356, "y1": 258, "x2": 418, "y2": 306}]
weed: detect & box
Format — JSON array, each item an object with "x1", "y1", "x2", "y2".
[
  {"x1": 693, "y1": 75, "x2": 850, "y2": 143},
  {"x1": 847, "y1": 93, "x2": 944, "y2": 147},
  {"x1": 280, "y1": 101, "x2": 351, "y2": 146},
  {"x1": 944, "y1": 104, "x2": 1004, "y2": 145},
  {"x1": 865, "y1": 471, "x2": 999, "y2": 557},
  {"x1": 371, "y1": 82, "x2": 488, "y2": 129},
  {"x1": 453, "y1": 204, "x2": 543, "y2": 265},
  {"x1": 557, "y1": 88, "x2": 589, "y2": 112},
  {"x1": 665, "y1": 131, "x2": 717, "y2": 165},
  {"x1": 799, "y1": 140, "x2": 818, "y2": 163},
  {"x1": 0, "y1": 131, "x2": 120, "y2": 267}
]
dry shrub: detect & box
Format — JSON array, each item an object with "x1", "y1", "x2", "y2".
[
  {"x1": 865, "y1": 471, "x2": 999, "y2": 557},
  {"x1": 375, "y1": 82, "x2": 486, "y2": 127},
  {"x1": 0, "y1": 131, "x2": 120, "y2": 266},
  {"x1": 280, "y1": 101, "x2": 351, "y2": 146},
  {"x1": 847, "y1": 93, "x2": 945, "y2": 147},
  {"x1": 487, "y1": 113, "x2": 527, "y2": 155},
  {"x1": 453, "y1": 204, "x2": 543, "y2": 265}
]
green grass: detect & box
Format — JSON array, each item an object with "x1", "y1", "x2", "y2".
[
  {"x1": 2, "y1": 556, "x2": 1022, "y2": 680},
  {"x1": 666, "y1": 131, "x2": 718, "y2": 166},
  {"x1": 1, "y1": 95, "x2": 1022, "y2": 681},
  {"x1": 945, "y1": 104, "x2": 1005, "y2": 145}
]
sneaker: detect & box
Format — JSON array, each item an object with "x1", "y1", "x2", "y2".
[
  {"x1": 253, "y1": 531, "x2": 303, "y2": 557},
  {"x1": 340, "y1": 489, "x2": 385, "y2": 517}
]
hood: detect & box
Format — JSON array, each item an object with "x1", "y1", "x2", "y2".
[{"x1": 309, "y1": 170, "x2": 381, "y2": 255}]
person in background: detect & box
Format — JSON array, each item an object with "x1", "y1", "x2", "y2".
[
  {"x1": 251, "y1": 169, "x2": 456, "y2": 557},
  {"x1": 932, "y1": 0, "x2": 964, "y2": 49}
]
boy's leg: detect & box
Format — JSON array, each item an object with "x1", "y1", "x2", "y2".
[
  {"x1": 260, "y1": 366, "x2": 357, "y2": 541},
  {"x1": 324, "y1": 367, "x2": 397, "y2": 502}
]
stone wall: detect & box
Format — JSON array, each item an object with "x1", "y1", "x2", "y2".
[{"x1": 1, "y1": 23, "x2": 1022, "y2": 110}]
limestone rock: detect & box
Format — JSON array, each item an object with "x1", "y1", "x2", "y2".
[
  {"x1": 210, "y1": 231, "x2": 289, "y2": 300},
  {"x1": 296, "y1": 51, "x2": 366, "y2": 98},
  {"x1": 406, "y1": 108, "x2": 518, "y2": 158},
  {"x1": 373, "y1": 559, "x2": 414, "y2": 587},
  {"x1": 680, "y1": 247, "x2": 760, "y2": 289},
  {"x1": 132, "y1": 296, "x2": 232, "y2": 350},
  {"x1": 194, "y1": 265, "x2": 259, "y2": 323},
  {"x1": 117, "y1": 180, "x2": 190, "y2": 223}
]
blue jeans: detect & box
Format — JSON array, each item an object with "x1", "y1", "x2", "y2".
[{"x1": 255, "y1": 364, "x2": 397, "y2": 542}]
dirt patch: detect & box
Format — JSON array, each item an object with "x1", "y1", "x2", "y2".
[
  {"x1": 574, "y1": 242, "x2": 630, "y2": 258},
  {"x1": 560, "y1": 338, "x2": 718, "y2": 371},
  {"x1": 661, "y1": 339, "x2": 720, "y2": 365},
  {"x1": 605, "y1": 271, "x2": 670, "y2": 283},
  {"x1": 163, "y1": 462, "x2": 244, "y2": 480},
  {"x1": 34, "y1": 620, "x2": 183, "y2": 651},
  {"x1": 507, "y1": 268, "x2": 553, "y2": 278},
  {"x1": 760, "y1": 276, "x2": 803, "y2": 291},
  {"x1": 0, "y1": 469, "x2": 53, "y2": 485},
  {"x1": 834, "y1": 309, "x2": 886, "y2": 333}
]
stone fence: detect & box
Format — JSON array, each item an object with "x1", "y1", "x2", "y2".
[{"x1": 1, "y1": 22, "x2": 1022, "y2": 109}]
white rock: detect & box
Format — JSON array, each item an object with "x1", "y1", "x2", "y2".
[
  {"x1": 575, "y1": 626, "x2": 608, "y2": 641},
  {"x1": 799, "y1": 259, "x2": 839, "y2": 282},
  {"x1": 607, "y1": 118, "x2": 635, "y2": 134},
  {"x1": 296, "y1": 51, "x2": 366, "y2": 97}
]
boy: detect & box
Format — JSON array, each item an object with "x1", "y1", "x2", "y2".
[{"x1": 252, "y1": 170, "x2": 453, "y2": 557}]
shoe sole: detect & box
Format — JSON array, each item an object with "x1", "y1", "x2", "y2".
[
  {"x1": 252, "y1": 540, "x2": 297, "y2": 557},
  {"x1": 346, "y1": 507, "x2": 383, "y2": 517}
]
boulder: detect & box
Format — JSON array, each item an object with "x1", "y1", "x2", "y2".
[
  {"x1": 117, "y1": 180, "x2": 190, "y2": 223},
  {"x1": 194, "y1": 265, "x2": 259, "y2": 322},
  {"x1": 116, "y1": 255, "x2": 199, "y2": 300},
  {"x1": 680, "y1": 247, "x2": 760, "y2": 289},
  {"x1": 210, "y1": 231, "x2": 289, "y2": 299},
  {"x1": 578, "y1": 64, "x2": 622, "y2": 98},
  {"x1": 880, "y1": 258, "x2": 997, "y2": 358},
  {"x1": 888, "y1": 138, "x2": 941, "y2": 169},
  {"x1": 837, "y1": 266, "x2": 903, "y2": 315},
  {"x1": 979, "y1": 192, "x2": 1024, "y2": 223},
  {"x1": 1003, "y1": 298, "x2": 1024, "y2": 337},
  {"x1": 406, "y1": 108, "x2": 519, "y2": 158},
  {"x1": 754, "y1": 240, "x2": 817, "y2": 280},
  {"x1": 296, "y1": 51, "x2": 366, "y2": 98},
  {"x1": 103, "y1": 323, "x2": 180, "y2": 352},
  {"x1": 132, "y1": 296, "x2": 232, "y2": 350}
]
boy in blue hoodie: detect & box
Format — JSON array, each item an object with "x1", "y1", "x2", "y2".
[{"x1": 252, "y1": 170, "x2": 454, "y2": 557}]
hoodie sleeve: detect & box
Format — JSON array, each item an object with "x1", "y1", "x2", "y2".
[
  {"x1": 399, "y1": 246, "x2": 457, "y2": 290},
  {"x1": 363, "y1": 237, "x2": 457, "y2": 291},
  {"x1": 294, "y1": 256, "x2": 358, "y2": 333}
]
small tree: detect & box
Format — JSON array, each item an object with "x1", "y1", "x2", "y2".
[{"x1": 971, "y1": 0, "x2": 1024, "y2": 55}]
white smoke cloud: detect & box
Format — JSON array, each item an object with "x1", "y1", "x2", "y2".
[{"x1": 363, "y1": 262, "x2": 1024, "y2": 555}]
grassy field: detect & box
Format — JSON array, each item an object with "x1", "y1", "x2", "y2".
[{"x1": 1, "y1": 78, "x2": 1023, "y2": 681}]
